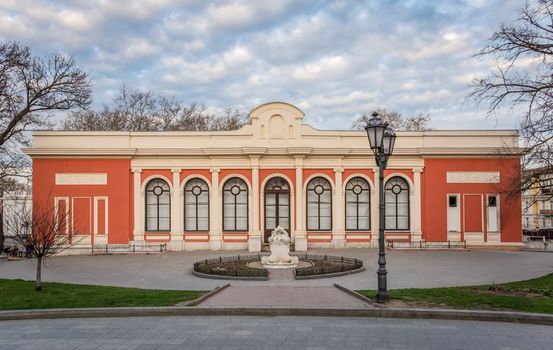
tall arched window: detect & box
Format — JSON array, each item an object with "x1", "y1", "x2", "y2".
[
  {"x1": 385, "y1": 176, "x2": 410, "y2": 230},
  {"x1": 345, "y1": 177, "x2": 370, "y2": 230},
  {"x1": 307, "y1": 177, "x2": 332, "y2": 231},
  {"x1": 145, "y1": 178, "x2": 171, "y2": 231},
  {"x1": 184, "y1": 178, "x2": 209, "y2": 231},
  {"x1": 223, "y1": 177, "x2": 248, "y2": 231},
  {"x1": 264, "y1": 177, "x2": 291, "y2": 241}
]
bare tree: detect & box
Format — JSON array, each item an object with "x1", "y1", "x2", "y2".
[
  {"x1": 63, "y1": 85, "x2": 250, "y2": 132},
  {"x1": 352, "y1": 108, "x2": 431, "y2": 131},
  {"x1": 469, "y1": 0, "x2": 553, "y2": 198},
  {"x1": 208, "y1": 107, "x2": 251, "y2": 131},
  {"x1": 4, "y1": 198, "x2": 75, "y2": 291},
  {"x1": 0, "y1": 41, "x2": 89, "y2": 254},
  {"x1": 0, "y1": 41, "x2": 91, "y2": 146}
]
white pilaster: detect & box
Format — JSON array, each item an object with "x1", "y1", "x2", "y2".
[
  {"x1": 132, "y1": 168, "x2": 143, "y2": 243},
  {"x1": 332, "y1": 167, "x2": 346, "y2": 248},
  {"x1": 294, "y1": 156, "x2": 307, "y2": 251},
  {"x1": 249, "y1": 156, "x2": 261, "y2": 252},
  {"x1": 209, "y1": 168, "x2": 222, "y2": 250},
  {"x1": 412, "y1": 167, "x2": 423, "y2": 241},
  {"x1": 169, "y1": 168, "x2": 183, "y2": 251},
  {"x1": 371, "y1": 167, "x2": 379, "y2": 248}
]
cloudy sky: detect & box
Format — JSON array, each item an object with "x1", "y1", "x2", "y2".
[{"x1": 0, "y1": 0, "x2": 524, "y2": 130}]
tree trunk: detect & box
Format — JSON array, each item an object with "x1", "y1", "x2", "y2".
[{"x1": 35, "y1": 256, "x2": 42, "y2": 291}]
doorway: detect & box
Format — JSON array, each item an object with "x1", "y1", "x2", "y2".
[{"x1": 264, "y1": 177, "x2": 291, "y2": 242}]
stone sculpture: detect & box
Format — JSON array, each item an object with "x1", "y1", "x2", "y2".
[{"x1": 261, "y1": 226, "x2": 299, "y2": 268}]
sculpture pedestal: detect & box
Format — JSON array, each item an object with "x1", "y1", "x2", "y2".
[{"x1": 261, "y1": 255, "x2": 298, "y2": 269}]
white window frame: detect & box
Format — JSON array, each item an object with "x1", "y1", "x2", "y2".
[
  {"x1": 446, "y1": 193, "x2": 461, "y2": 232},
  {"x1": 486, "y1": 194, "x2": 500, "y2": 233}
]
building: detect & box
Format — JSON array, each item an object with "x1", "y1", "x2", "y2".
[
  {"x1": 1, "y1": 172, "x2": 31, "y2": 251},
  {"x1": 24, "y1": 102, "x2": 523, "y2": 252},
  {"x1": 522, "y1": 168, "x2": 553, "y2": 238}
]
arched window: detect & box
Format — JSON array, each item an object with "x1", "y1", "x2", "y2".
[
  {"x1": 223, "y1": 177, "x2": 248, "y2": 231},
  {"x1": 345, "y1": 177, "x2": 370, "y2": 230},
  {"x1": 145, "y1": 178, "x2": 171, "y2": 231},
  {"x1": 184, "y1": 178, "x2": 209, "y2": 231},
  {"x1": 385, "y1": 176, "x2": 410, "y2": 230},
  {"x1": 264, "y1": 177, "x2": 290, "y2": 236},
  {"x1": 307, "y1": 177, "x2": 332, "y2": 231}
]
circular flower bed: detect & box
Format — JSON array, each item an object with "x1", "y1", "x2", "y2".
[
  {"x1": 193, "y1": 255, "x2": 269, "y2": 280},
  {"x1": 293, "y1": 254, "x2": 363, "y2": 278},
  {"x1": 193, "y1": 254, "x2": 364, "y2": 280}
]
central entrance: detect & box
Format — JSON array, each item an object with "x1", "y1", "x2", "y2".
[{"x1": 264, "y1": 177, "x2": 291, "y2": 242}]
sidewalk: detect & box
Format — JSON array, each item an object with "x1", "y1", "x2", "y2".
[{"x1": 195, "y1": 285, "x2": 373, "y2": 308}]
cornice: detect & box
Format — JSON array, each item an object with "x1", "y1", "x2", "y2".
[
  {"x1": 242, "y1": 147, "x2": 267, "y2": 155},
  {"x1": 22, "y1": 146, "x2": 523, "y2": 158},
  {"x1": 22, "y1": 148, "x2": 137, "y2": 156}
]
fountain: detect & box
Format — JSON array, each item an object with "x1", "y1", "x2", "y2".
[
  {"x1": 192, "y1": 226, "x2": 364, "y2": 279},
  {"x1": 261, "y1": 226, "x2": 299, "y2": 268}
]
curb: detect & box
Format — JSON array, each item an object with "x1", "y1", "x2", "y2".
[
  {"x1": 184, "y1": 283, "x2": 230, "y2": 306},
  {"x1": 333, "y1": 283, "x2": 383, "y2": 308},
  {"x1": 0, "y1": 307, "x2": 551, "y2": 326}
]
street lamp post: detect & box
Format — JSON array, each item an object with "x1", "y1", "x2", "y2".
[{"x1": 365, "y1": 112, "x2": 396, "y2": 303}]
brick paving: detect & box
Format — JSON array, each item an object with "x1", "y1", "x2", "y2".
[
  {"x1": 0, "y1": 316, "x2": 552, "y2": 350},
  {"x1": 196, "y1": 285, "x2": 373, "y2": 308}
]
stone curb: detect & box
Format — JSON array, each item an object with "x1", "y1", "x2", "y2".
[
  {"x1": 523, "y1": 249, "x2": 553, "y2": 253},
  {"x1": 333, "y1": 283, "x2": 382, "y2": 308},
  {"x1": 184, "y1": 283, "x2": 230, "y2": 306},
  {"x1": 0, "y1": 307, "x2": 551, "y2": 326}
]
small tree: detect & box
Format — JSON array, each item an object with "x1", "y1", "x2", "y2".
[
  {"x1": 351, "y1": 108, "x2": 431, "y2": 131},
  {"x1": 5, "y1": 198, "x2": 75, "y2": 291}
]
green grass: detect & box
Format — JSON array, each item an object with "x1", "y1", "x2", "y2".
[
  {"x1": 0, "y1": 279, "x2": 205, "y2": 310},
  {"x1": 358, "y1": 273, "x2": 553, "y2": 314}
]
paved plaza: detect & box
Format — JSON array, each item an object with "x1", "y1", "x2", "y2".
[
  {"x1": 0, "y1": 316, "x2": 551, "y2": 350},
  {"x1": 1, "y1": 249, "x2": 551, "y2": 290}
]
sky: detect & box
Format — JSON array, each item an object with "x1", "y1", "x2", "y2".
[{"x1": 0, "y1": 0, "x2": 525, "y2": 130}]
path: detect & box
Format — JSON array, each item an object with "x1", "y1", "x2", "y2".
[
  {"x1": 1, "y1": 249, "x2": 552, "y2": 290},
  {"x1": 1, "y1": 316, "x2": 551, "y2": 350},
  {"x1": 195, "y1": 285, "x2": 373, "y2": 308}
]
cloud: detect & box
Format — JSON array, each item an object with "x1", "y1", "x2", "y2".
[{"x1": 0, "y1": 0, "x2": 524, "y2": 130}]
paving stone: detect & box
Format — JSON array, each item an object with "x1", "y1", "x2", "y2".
[
  {"x1": 0, "y1": 316, "x2": 552, "y2": 350},
  {"x1": 196, "y1": 285, "x2": 373, "y2": 308}
]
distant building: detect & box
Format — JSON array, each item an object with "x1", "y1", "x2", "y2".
[
  {"x1": 1, "y1": 173, "x2": 31, "y2": 243},
  {"x1": 522, "y1": 168, "x2": 553, "y2": 238},
  {"x1": 23, "y1": 102, "x2": 523, "y2": 252}
]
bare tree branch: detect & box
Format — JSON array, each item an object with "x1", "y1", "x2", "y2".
[
  {"x1": 469, "y1": 0, "x2": 553, "y2": 200},
  {"x1": 351, "y1": 108, "x2": 431, "y2": 131},
  {"x1": 62, "y1": 85, "x2": 250, "y2": 132}
]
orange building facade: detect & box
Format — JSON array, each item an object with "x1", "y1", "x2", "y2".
[{"x1": 25, "y1": 102, "x2": 523, "y2": 252}]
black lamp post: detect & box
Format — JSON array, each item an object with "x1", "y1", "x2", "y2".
[{"x1": 365, "y1": 112, "x2": 396, "y2": 303}]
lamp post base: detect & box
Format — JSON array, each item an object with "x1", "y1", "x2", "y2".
[
  {"x1": 376, "y1": 268, "x2": 390, "y2": 303},
  {"x1": 376, "y1": 292, "x2": 390, "y2": 303}
]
